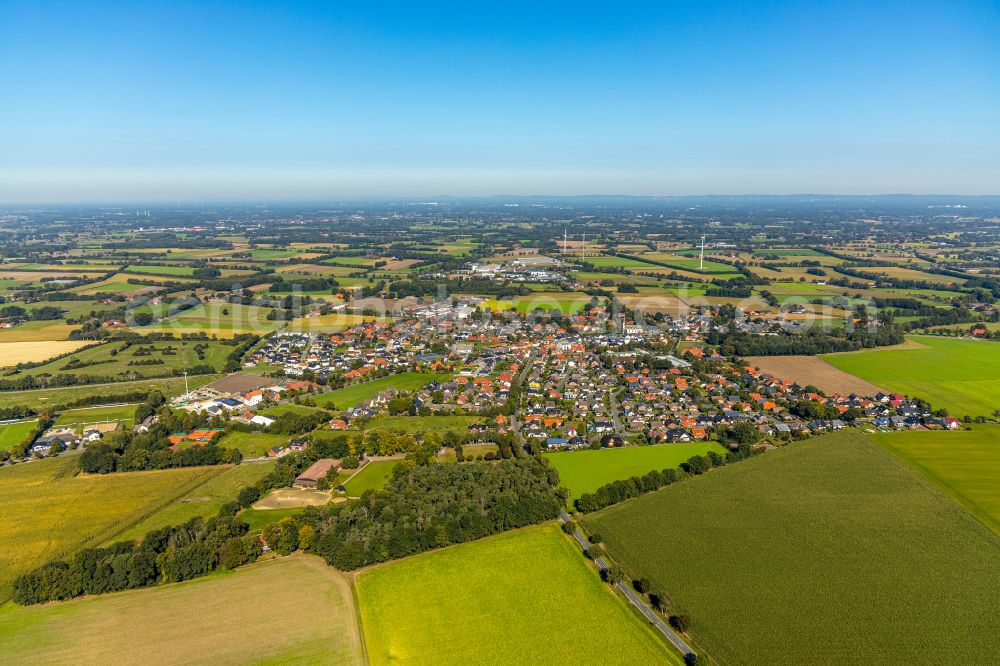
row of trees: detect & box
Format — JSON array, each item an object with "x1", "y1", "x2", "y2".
[
  {"x1": 574, "y1": 444, "x2": 757, "y2": 512},
  {"x1": 15, "y1": 454, "x2": 313, "y2": 605},
  {"x1": 707, "y1": 325, "x2": 904, "y2": 357},
  {"x1": 12, "y1": 515, "x2": 256, "y2": 605}
]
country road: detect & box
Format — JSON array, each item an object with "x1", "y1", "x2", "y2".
[{"x1": 559, "y1": 510, "x2": 696, "y2": 660}]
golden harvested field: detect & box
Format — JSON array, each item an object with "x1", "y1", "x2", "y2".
[
  {"x1": 253, "y1": 487, "x2": 332, "y2": 509},
  {"x1": 381, "y1": 258, "x2": 420, "y2": 270},
  {"x1": 614, "y1": 294, "x2": 690, "y2": 316},
  {"x1": 872, "y1": 266, "x2": 964, "y2": 286},
  {"x1": 0, "y1": 340, "x2": 93, "y2": 366},
  {"x1": 0, "y1": 270, "x2": 105, "y2": 280},
  {"x1": 287, "y1": 313, "x2": 378, "y2": 332},
  {"x1": 0, "y1": 322, "x2": 79, "y2": 342},
  {"x1": 745, "y1": 355, "x2": 887, "y2": 396},
  {"x1": 0, "y1": 555, "x2": 365, "y2": 665},
  {"x1": 0, "y1": 457, "x2": 222, "y2": 601}
]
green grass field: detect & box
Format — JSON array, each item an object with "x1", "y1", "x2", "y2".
[
  {"x1": 363, "y1": 414, "x2": 483, "y2": 434},
  {"x1": 580, "y1": 255, "x2": 655, "y2": 270},
  {"x1": 0, "y1": 456, "x2": 222, "y2": 601},
  {"x1": 237, "y1": 506, "x2": 305, "y2": 531},
  {"x1": 584, "y1": 431, "x2": 1000, "y2": 665},
  {"x1": 872, "y1": 425, "x2": 1000, "y2": 535},
  {"x1": 545, "y1": 442, "x2": 727, "y2": 499},
  {"x1": 115, "y1": 461, "x2": 276, "y2": 541},
  {"x1": 342, "y1": 459, "x2": 399, "y2": 495},
  {"x1": 823, "y1": 336, "x2": 1000, "y2": 417},
  {"x1": 0, "y1": 420, "x2": 37, "y2": 451},
  {"x1": 314, "y1": 371, "x2": 452, "y2": 410},
  {"x1": 124, "y1": 264, "x2": 198, "y2": 277},
  {"x1": 68, "y1": 275, "x2": 151, "y2": 295},
  {"x1": 138, "y1": 302, "x2": 281, "y2": 338},
  {"x1": 216, "y1": 430, "x2": 289, "y2": 456},
  {"x1": 260, "y1": 402, "x2": 323, "y2": 417},
  {"x1": 0, "y1": 374, "x2": 220, "y2": 410},
  {"x1": 513, "y1": 292, "x2": 592, "y2": 314},
  {"x1": 637, "y1": 253, "x2": 737, "y2": 274},
  {"x1": 356, "y1": 523, "x2": 680, "y2": 665},
  {"x1": 0, "y1": 555, "x2": 364, "y2": 665},
  {"x1": 12, "y1": 340, "x2": 232, "y2": 383},
  {"x1": 52, "y1": 404, "x2": 137, "y2": 428}
]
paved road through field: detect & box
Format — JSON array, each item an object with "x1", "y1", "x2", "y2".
[{"x1": 559, "y1": 510, "x2": 696, "y2": 660}]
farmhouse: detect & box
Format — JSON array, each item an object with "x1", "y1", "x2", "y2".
[{"x1": 294, "y1": 458, "x2": 342, "y2": 488}]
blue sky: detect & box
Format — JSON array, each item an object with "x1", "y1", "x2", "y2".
[{"x1": 1, "y1": 1, "x2": 998, "y2": 201}]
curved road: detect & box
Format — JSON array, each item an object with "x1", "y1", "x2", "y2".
[{"x1": 559, "y1": 510, "x2": 696, "y2": 660}]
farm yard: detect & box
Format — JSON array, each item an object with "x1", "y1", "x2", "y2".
[
  {"x1": 545, "y1": 442, "x2": 725, "y2": 499},
  {"x1": 823, "y1": 336, "x2": 1000, "y2": 417},
  {"x1": 744, "y1": 355, "x2": 887, "y2": 395},
  {"x1": 0, "y1": 555, "x2": 365, "y2": 665},
  {"x1": 872, "y1": 426, "x2": 1000, "y2": 536},
  {"x1": 356, "y1": 523, "x2": 681, "y2": 666},
  {"x1": 584, "y1": 432, "x2": 1000, "y2": 666},
  {"x1": 0, "y1": 456, "x2": 223, "y2": 601}
]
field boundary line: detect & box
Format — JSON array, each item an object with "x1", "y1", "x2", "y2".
[
  {"x1": 349, "y1": 577, "x2": 371, "y2": 666},
  {"x1": 558, "y1": 510, "x2": 697, "y2": 661},
  {"x1": 0, "y1": 463, "x2": 230, "y2": 604},
  {"x1": 94, "y1": 464, "x2": 231, "y2": 547},
  {"x1": 871, "y1": 434, "x2": 1000, "y2": 537}
]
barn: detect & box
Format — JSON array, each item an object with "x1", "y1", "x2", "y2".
[{"x1": 294, "y1": 458, "x2": 342, "y2": 488}]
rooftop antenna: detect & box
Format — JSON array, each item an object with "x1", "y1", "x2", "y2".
[{"x1": 700, "y1": 235, "x2": 706, "y2": 270}]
